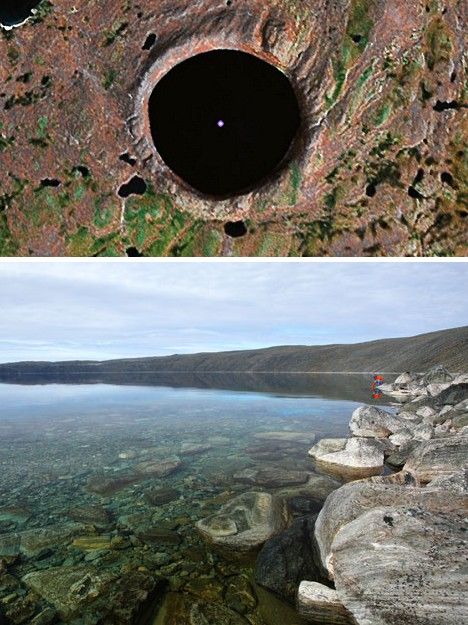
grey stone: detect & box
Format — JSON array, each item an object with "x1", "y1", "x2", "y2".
[
  {"x1": 404, "y1": 434, "x2": 468, "y2": 482},
  {"x1": 297, "y1": 581, "x2": 354, "y2": 625},
  {"x1": 196, "y1": 491, "x2": 289, "y2": 553},
  {"x1": 255, "y1": 516, "x2": 321, "y2": 602},
  {"x1": 349, "y1": 405, "x2": 406, "y2": 438}
]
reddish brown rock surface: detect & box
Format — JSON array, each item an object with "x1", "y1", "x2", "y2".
[{"x1": 0, "y1": 0, "x2": 466, "y2": 256}]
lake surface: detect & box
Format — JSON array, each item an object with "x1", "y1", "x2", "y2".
[{"x1": 0, "y1": 374, "x2": 393, "y2": 624}]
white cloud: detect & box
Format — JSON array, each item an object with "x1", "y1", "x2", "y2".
[{"x1": 0, "y1": 261, "x2": 466, "y2": 362}]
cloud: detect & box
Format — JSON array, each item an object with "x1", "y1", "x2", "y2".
[{"x1": 0, "y1": 261, "x2": 466, "y2": 362}]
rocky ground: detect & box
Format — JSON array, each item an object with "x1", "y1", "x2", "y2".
[{"x1": 0, "y1": 0, "x2": 466, "y2": 256}]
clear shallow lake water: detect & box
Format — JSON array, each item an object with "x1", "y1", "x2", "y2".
[{"x1": 0, "y1": 375, "x2": 393, "y2": 625}]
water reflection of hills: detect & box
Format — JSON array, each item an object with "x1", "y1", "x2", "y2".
[{"x1": 0, "y1": 371, "x2": 395, "y2": 404}]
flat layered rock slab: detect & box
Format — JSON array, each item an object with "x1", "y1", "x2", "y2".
[
  {"x1": 1, "y1": 1, "x2": 465, "y2": 256},
  {"x1": 310, "y1": 437, "x2": 385, "y2": 481}
]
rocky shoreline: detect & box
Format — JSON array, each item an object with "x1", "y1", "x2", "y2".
[
  {"x1": 305, "y1": 366, "x2": 468, "y2": 624},
  {"x1": 195, "y1": 365, "x2": 467, "y2": 624}
]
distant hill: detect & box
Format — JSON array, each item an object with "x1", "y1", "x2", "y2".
[{"x1": 0, "y1": 327, "x2": 466, "y2": 386}]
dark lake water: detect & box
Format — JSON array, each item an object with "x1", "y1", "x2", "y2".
[
  {"x1": 0, "y1": 0, "x2": 41, "y2": 27},
  {"x1": 0, "y1": 374, "x2": 393, "y2": 624}
]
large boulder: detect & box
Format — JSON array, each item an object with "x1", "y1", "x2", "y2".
[
  {"x1": 255, "y1": 516, "x2": 321, "y2": 602},
  {"x1": 313, "y1": 473, "x2": 457, "y2": 575},
  {"x1": 313, "y1": 472, "x2": 467, "y2": 625},
  {"x1": 394, "y1": 371, "x2": 418, "y2": 387},
  {"x1": 403, "y1": 434, "x2": 468, "y2": 482},
  {"x1": 349, "y1": 405, "x2": 406, "y2": 438},
  {"x1": 196, "y1": 492, "x2": 289, "y2": 554},
  {"x1": 331, "y1": 506, "x2": 467, "y2": 625},
  {"x1": 308, "y1": 439, "x2": 347, "y2": 459},
  {"x1": 422, "y1": 365, "x2": 454, "y2": 386},
  {"x1": 433, "y1": 383, "x2": 468, "y2": 408},
  {"x1": 310, "y1": 438, "x2": 385, "y2": 480}
]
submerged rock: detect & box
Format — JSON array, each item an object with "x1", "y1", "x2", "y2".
[
  {"x1": 144, "y1": 487, "x2": 180, "y2": 506},
  {"x1": 23, "y1": 565, "x2": 162, "y2": 622},
  {"x1": 297, "y1": 581, "x2": 353, "y2": 625},
  {"x1": 66, "y1": 505, "x2": 111, "y2": 527},
  {"x1": 22, "y1": 565, "x2": 113, "y2": 618},
  {"x1": 137, "y1": 527, "x2": 181, "y2": 545},
  {"x1": 255, "y1": 516, "x2": 321, "y2": 602},
  {"x1": 180, "y1": 443, "x2": 212, "y2": 456},
  {"x1": 224, "y1": 575, "x2": 257, "y2": 614},
  {"x1": 190, "y1": 602, "x2": 250, "y2": 625},
  {"x1": 233, "y1": 467, "x2": 309, "y2": 488},
  {"x1": 86, "y1": 473, "x2": 135, "y2": 496},
  {"x1": 134, "y1": 456, "x2": 182, "y2": 477},
  {"x1": 153, "y1": 592, "x2": 250, "y2": 625},
  {"x1": 196, "y1": 491, "x2": 289, "y2": 553},
  {"x1": 254, "y1": 431, "x2": 316, "y2": 444},
  {"x1": 276, "y1": 473, "x2": 342, "y2": 512}
]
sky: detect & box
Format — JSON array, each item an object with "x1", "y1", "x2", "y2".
[{"x1": 0, "y1": 261, "x2": 467, "y2": 363}]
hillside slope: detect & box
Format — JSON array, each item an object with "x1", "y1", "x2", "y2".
[{"x1": 0, "y1": 327, "x2": 467, "y2": 384}]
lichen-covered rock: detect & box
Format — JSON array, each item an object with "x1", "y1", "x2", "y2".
[
  {"x1": 403, "y1": 434, "x2": 468, "y2": 482},
  {"x1": 434, "y1": 383, "x2": 468, "y2": 408},
  {"x1": 196, "y1": 491, "x2": 289, "y2": 553},
  {"x1": 422, "y1": 365, "x2": 454, "y2": 386},
  {"x1": 0, "y1": 1, "x2": 466, "y2": 257},
  {"x1": 349, "y1": 405, "x2": 406, "y2": 438},
  {"x1": 412, "y1": 422, "x2": 434, "y2": 441}
]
